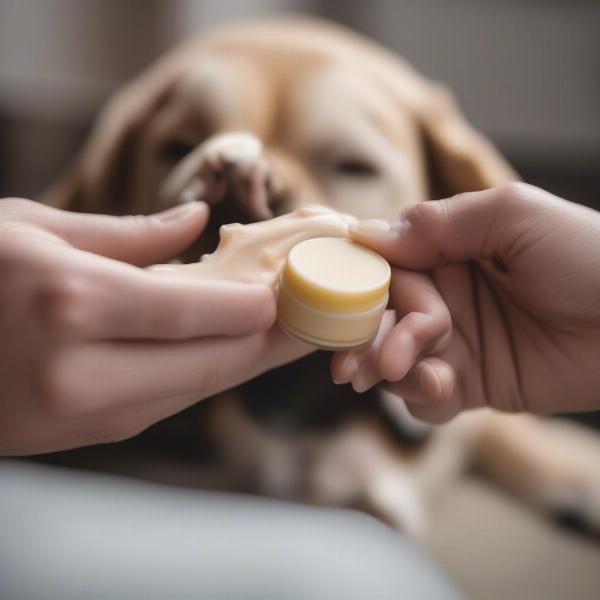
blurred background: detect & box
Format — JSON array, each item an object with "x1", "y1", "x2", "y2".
[
  {"x1": 1, "y1": 1, "x2": 599, "y2": 599},
  {"x1": 1, "y1": 0, "x2": 599, "y2": 207}
]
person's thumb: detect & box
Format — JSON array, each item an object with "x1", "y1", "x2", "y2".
[
  {"x1": 349, "y1": 183, "x2": 536, "y2": 270},
  {"x1": 41, "y1": 201, "x2": 209, "y2": 266}
]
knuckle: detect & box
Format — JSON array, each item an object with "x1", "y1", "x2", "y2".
[
  {"x1": 405, "y1": 201, "x2": 433, "y2": 229},
  {"x1": 35, "y1": 275, "x2": 87, "y2": 334},
  {"x1": 412, "y1": 311, "x2": 448, "y2": 348},
  {"x1": 436, "y1": 309, "x2": 452, "y2": 338},
  {"x1": 403, "y1": 310, "x2": 426, "y2": 328},
  {"x1": 447, "y1": 191, "x2": 467, "y2": 203},
  {"x1": 406, "y1": 201, "x2": 449, "y2": 241},
  {"x1": 498, "y1": 181, "x2": 534, "y2": 206},
  {"x1": 436, "y1": 196, "x2": 458, "y2": 228},
  {"x1": 378, "y1": 351, "x2": 402, "y2": 383}
]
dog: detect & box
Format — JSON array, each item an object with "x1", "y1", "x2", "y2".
[{"x1": 43, "y1": 17, "x2": 600, "y2": 538}]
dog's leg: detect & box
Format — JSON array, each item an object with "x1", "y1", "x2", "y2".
[
  {"x1": 410, "y1": 410, "x2": 486, "y2": 501},
  {"x1": 306, "y1": 399, "x2": 502, "y2": 539},
  {"x1": 308, "y1": 419, "x2": 429, "y2": 539},
  {"x1": 471, "y1": 411, "x2": 600, "y2": 535},
  {"x1": 372, "y1": 391, "x2": 481, "y2": 512},
  {"x1": 210, "y1": 393, "x2": 307, "y2": 499}
]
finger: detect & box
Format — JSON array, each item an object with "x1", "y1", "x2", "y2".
[
  {"x1": 385, "y1": 358, "x2": 459, "y2": 424},
  {"x1": 37, "y1": 390, "x2": 212, "y2": 451},
  {"x1": 15, "y1": 198, "x2": 210, "y2": 266},
  {"x1": 331, "y1": 310, "x2": 396, "y2": 390},
  {"x1": 332, "y1": 269, "x2": 450, "y2": 389},
  {"x1": 378, "y1": 269, "x2": 451, "y2": 382},
  {"x1": 349, "y1": 184, "x2": 536, "y2": 270},
  {"x1": 95, "y1": 267, "x2": 279, "y2": 339},
  {"x1": 52, "y1": 326, "x2": 313, "y2": 416},
  {"x1": 34, "y1": 242, "x2": 278, "y2": 339},
  {"x1": 90, "y1": 390, "x2": 212, "y2": 444}
]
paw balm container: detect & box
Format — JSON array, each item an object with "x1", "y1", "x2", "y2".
[{"x1": 277, "y1": 237, "x2": 391, "y2": 350}]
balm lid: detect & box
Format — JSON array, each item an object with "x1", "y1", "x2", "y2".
[{"x1": 281, "y1": 237, "x2": 391, "y2": 313}]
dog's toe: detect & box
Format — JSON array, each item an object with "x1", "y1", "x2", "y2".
[{"x1": 549, "y1": 483, "x2": 600, "y2": 539}]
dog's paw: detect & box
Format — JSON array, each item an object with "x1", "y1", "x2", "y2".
[
  {"x1": 198, "y1": 133, "x2": 272, "y2": 218},
  {"x1": 161, "y1": 132, "x2": 283, "y2": 221},
  {"x1": 364, "y1": 473, "x2": 428, "y2": 540}
]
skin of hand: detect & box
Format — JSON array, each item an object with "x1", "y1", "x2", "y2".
[
  {"x1": 331, "y1": 183, "x2": 600, "y2": 423},
  {"x1": 0, "y1": 199, "x2": 310, "y2": 456}
]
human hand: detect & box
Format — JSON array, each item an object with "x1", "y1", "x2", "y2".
[
  {"x1": 331, "y1": 183, "x2": 600, "y2": 422},
  {"x1": 0, "y1": 199, "x2": 310, "y2": 455}
]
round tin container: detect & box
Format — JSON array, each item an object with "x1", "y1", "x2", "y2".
[{"x1": 277, "y1": 237, "x2": 391, "y2": 350}]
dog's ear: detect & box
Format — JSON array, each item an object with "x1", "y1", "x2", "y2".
[
  {"x1": 418, "y1": 84, "x2": 517, "y2": 198},
  {"x1": 42, "y1": 67, "x2": 177, "y2": 214}
]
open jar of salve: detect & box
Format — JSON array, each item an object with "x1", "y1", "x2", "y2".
[{"x1": 277, "y1": 237, "x2": 391, "y2": 350}]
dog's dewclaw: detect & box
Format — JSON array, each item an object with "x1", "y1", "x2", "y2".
[{"x1": 148, "y1": 205, "x2": 358, "y2": 287}]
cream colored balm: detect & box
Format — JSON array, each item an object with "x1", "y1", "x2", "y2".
[{"x1": 278, "y1": 237, "x2": 391, "y2": 350}]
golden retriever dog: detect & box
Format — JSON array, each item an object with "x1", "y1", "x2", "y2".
[{"x1": 44, "y1": 17, "x2": 600, "y2": 538}]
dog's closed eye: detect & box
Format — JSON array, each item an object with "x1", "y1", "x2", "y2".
[
  {"x1": 332, "y1": 158, "x2": 378, "y2": 178},
  {"x1": 159, "y1": 140, "x2": 195, "y2": 163}
]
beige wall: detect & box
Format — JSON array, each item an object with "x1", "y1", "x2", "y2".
[
  {"x1": 0, "y1": 0, "x2": 310, "y2": 196},
  {"x1": 0, "y1": 0, "x2": 304, "y2": 121},
  {"x1": 0, "y1": 0, "x2": 598, "y2": 198},
  {"x1": 320, "y1": 0, "x2": 600, "y2": 165}
]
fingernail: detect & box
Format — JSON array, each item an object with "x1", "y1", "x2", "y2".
[
  {"x1": 386, "y1": 331, "x2": 415, "y2": 382},
  {"x1": 334, "y1": 355, "x2": 359, "y2": 385},
  {"x1": 352, "y1": 368, "x2": 376, "y2": 393},
  {"x1": 343, "y1": 356, "x2": 361, "y2": 381},
  {"x1": 157, "y1": 201, "x2": 207, "y2": 222},
  {"x1": 419, "y1": 362, "x2": 442, "y2": 402},
  {"x1": 349, "y1": 218, "x2": 404, "y2": 240},
  {"x1": 353, "y1": 218, "x2": 391, "y2": 232}
]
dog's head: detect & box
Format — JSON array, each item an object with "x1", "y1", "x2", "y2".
[{"x1": 44, "y1": 17, "x2": 516, "y2": 237}]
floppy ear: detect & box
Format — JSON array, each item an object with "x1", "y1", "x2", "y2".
[
  {"x1": 41, "y1": 64, "x2": 180, "y2": 215},
  {"x1": 419, "y1": 84, "x2": 518, "y2": 198}
]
